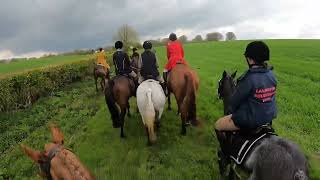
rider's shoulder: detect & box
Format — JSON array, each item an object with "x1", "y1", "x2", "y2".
[{"x1": 237, "y1": 70, "x2": 250, "y2": 82}]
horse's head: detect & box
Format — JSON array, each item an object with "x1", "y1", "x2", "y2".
[
  {"x1": 217, "y1": 70, "x2": 237, "y2": 100},
  {"x1": 20, "y1": 124, "x2": 95, "y2": 180}
]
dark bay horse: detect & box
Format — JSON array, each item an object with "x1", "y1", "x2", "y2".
[
  {"x1": 104, "y1": 75, "x2": 135, "y2": 137},
  {"x1": 21, "y1": 124, "x2": 95, "y2": 180},
  {"x1": 167, "y1": 64, "x2": 200, "y2": 135},
  {"x1": 94, "y1": 65, "x2": 110, "y2": 92},
  {"x1": 217, "y1": 71, "x2": 309, "y2": 180}
]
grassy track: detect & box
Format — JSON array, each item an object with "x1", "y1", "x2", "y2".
[
  {"x1": 0, "y1": 40, "x2": 320, "y2": 179},
  {"x1": 0, "y1": 54, "x2": 92, "y2": 77}
]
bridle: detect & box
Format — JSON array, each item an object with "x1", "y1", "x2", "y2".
[{"x1": 39, "y1": 144, "x2": 63, "y2": 180}]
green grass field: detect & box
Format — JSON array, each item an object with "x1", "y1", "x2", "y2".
[
  {"x1": 0, "y1": 54, "x2": 93, "y2": 77},
  {"x1": 0, "y1": 40, "x2": 320, "y2": 179}
]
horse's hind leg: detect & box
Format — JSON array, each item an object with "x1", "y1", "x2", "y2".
[
  {"x1": 120, "y1": 107, "x2": 127, "y2": 138},
  {"x1": 127, "y1": 103, "x2": 131, "y2": 117},
  {"x1": 167, "y1": 92, "x2": 172, "y2": 111},
  {"x1": 94, "y1": 76, "x2": 98, "y2": 92},
  {"x1": 100, "y1": 77, "x2": 105, "y2": 92}
]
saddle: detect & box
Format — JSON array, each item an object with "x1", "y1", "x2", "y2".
[{"x1": 221, "y1": 124, "x2": 276, "y2": 165}]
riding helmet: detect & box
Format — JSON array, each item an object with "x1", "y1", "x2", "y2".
[
  {"x1": 115, "y1": 41, "x2": 123, "y2": 49},
  {"x1": 169, "y1": 33, "x2": 177, "y2": 41},
  {"x1": 244, "y1": 41, "x2": 270, "y2": 63},
  {"x1": 143, "y1": 41, "x2": 152, "y2": 50}
]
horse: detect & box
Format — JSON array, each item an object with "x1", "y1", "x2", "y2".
[
  {"x1": 93, "y1": 64, "x2": 109, "y2": 92},
  {"x1": 167, "y1": 64, "x2": 200, "y2": 135},
  {"x1": 217, "y1": 71, "x2": 309, "y2": 180},
  {"x1": 20, "y1": 124, "x2": 95, "y2": 180},
  {"x1": 104, "y1": 75, "x2": 135, "y2": 138},
  {"x1": 137, "y1": 79, "x2": 166, "y2": 145}
]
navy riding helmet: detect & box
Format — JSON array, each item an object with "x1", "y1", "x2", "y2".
[
  {"x1": 143, "y1": 41, "x2": 152, "y2": 50},
  {"x1": 244, "y1": 41, "x2": 270, "y2": 63},
  {"x1": 115, "y1": 41, "x2": 123, "y2": 49}
]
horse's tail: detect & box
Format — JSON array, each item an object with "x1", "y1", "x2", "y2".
[
  {"x1": 145, "y1": 88, "x2": 156, "y2": 143},
  {"x1": 104, "y1": 80, "x2": 120, "y2": 128},
  {"x1": 181, "y1": 72, "x2": 197, "y2": 126}
]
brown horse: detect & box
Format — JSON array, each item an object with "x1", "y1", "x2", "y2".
[
  {"x1": 104, "y1": 75, "x2": 135, "y2": 137},
  {"x1": 20, "y1": 124, "x2": 95, "y2": 180},
  {"x1": 94, "y1": 65, "x2": 110, "y2": 92},
  {"x1": 167, "y1": 64, "x2": 200, "y2": 135}
]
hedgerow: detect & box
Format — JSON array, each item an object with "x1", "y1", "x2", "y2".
[{"x1": 0, "y1": 59, "x2": 94, "y2": 112}]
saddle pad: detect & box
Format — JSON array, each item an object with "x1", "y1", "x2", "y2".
[{"x1": 228, "y1": 132, "x2": 275, "y2": 165}]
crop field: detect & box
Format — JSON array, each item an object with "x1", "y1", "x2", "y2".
[{"x1": 0, "y1": 40, "x2": 319, "y2": 179}]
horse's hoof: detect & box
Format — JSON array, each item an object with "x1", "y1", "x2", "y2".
[
  {"x1": 120, "y1": 134, "x2": 126, "y2": 138},
  {"x1": 181, "y1": 131, "x2": 187, "y2": 136},
  {"x1": 113, "y1": 124, "x2": 121, "y2": 128},
  {"x1": 127, "y1": 114, "x2": 131, "y2": 118},
  {"x1": 167, "y1": 107, "x2": 172, "y2": 111}
]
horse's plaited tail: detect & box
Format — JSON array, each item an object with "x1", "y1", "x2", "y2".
[
  {"x1": 145, "y1": 88, "x2": 156, "y2": 143},
  {"x1": 181, "y1": 72, "x2": 197, "y2": 125}
]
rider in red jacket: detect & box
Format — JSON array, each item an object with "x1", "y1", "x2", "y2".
[{"x1": 163, "y1": 33, "x2": 188, "y2": 94}]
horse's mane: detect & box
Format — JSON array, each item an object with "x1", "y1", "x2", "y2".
[{"x1": 55, "y1": 149, "x2": 94, "y2": 179}]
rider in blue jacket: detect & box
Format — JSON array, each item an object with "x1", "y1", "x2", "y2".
[{"x1": 215, "y1": 41, "x2": 278, "y2": 131}]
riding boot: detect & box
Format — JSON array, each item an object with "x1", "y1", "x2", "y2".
[
  {"x1": 215, "y1": 129, "x2": 230, "y2": 176},
  {"x1": 162, "y1": 72, "x2": 168, "y2": 96},
  {"x1": 215, "y1": 129, "x2": 229, "y2": 155},
  {"x1": 160, "y1": 82, "x2": 167, "y2": 96}
]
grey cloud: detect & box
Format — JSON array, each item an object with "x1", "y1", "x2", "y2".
[{"x1": 0, "y1": 0, "x2": 313, "y2": 54}]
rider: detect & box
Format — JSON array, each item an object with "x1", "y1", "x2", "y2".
[
  {"x1": 162, "y1": 33, "x2": 188, "y2": 91},
  {"x1": 96, "y1": 47, "x2": 110, "y2": 71},
  {"x1": 130, "y1": 47, "x2": 141, "y2": 75},
  {"x1": 112, "y1": 41, "x2": 138, "y2": 93},
  {"x1": 215, "y1": 41, "x2": 278, "y2": 157},
  {"x1": 139, "y1": 41, "x2": 166, "y2": 92},
  {"x1": 113, "y1": 41, "x2": 138, "y2": 79}
]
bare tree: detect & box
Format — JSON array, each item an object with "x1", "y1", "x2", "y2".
[
  {"x1": 206, "y1": 32, "x2": 224, "y2": 41},
  {"x1": 192, "y1": 35, "x2": 203, "y2": 42},
  {"x1": 178, "y1": 35, "x2": 188, "y2": 43},
  {"x1": 225, "y1": 32, "x2": 237, "y2": 41},
  {"x1": 113, "y1": 24, "x2": 140, "y2": 50}
]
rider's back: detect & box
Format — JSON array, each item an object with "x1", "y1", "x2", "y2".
[{"x1": 231, "y1": 67, "x2": 277, "y2": 129}]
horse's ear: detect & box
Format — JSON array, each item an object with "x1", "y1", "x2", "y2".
[
  {"x1": 20, "y1": 144, "x2": 42, "y2": 163},
  {"x1": 231, "y1": 70, "x2": 237, "y2": 79},
  {"x1": 223, "y1": 70, "x2": 227, "y2": 77},
  {"x1": 50, "y1": 124, "x2": 64, "y2": 145}
]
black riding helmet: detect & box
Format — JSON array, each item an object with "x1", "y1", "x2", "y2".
[
  {"x1": 143, "y1": 41, "x2": 152, "y2": 50},
  {"x1": 244, "y1": 41, "x2": 270, "y2": 64},
  {"x1": 115, "y1": 41, "x2": 123, "y2": 49},
  {"x1": 169, "y1": 33, "x2": 177, "y2": 41}
]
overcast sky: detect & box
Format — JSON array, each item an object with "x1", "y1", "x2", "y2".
[{"x1": 0, "y1": 0, "x2": 319, "y2": 59}]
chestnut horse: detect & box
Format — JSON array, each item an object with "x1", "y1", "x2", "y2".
[
  {"x1": 167, "y1": 64, "x2": 200, "y2": 135},
  {"x1": 20, "y1": 124, "x2": 95, "y2": 180},
  {"x1": 104, "y1": 75, "x2": 135, "y2": 137},
  {"x1": 94, "y1": 65, "x2": 109, "y2": 92}
]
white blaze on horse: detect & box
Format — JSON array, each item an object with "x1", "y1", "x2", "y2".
[{"x1": 137, "y1": 79, "x2": 166, "y2": 145}]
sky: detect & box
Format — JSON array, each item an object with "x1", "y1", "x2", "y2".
[{"x1": 0, "y1": 0, "x2": 319, "y2": 60}]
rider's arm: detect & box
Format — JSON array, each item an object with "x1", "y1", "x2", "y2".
[
  {"x1": 231, "y1": 78, "x2": 252, "y2": 111},
  {"x1": 113, "y1": 54, "x2": 118, "y2": 74}
]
